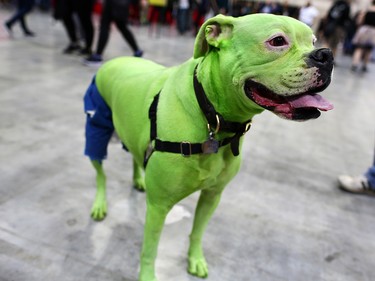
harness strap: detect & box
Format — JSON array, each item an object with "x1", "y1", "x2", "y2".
[
  {"x1": 143, "y1": 66, "x2": 253, "y2": 167},
  {"x1": 193, "y1": 66, "x2": 252, "y2": 156},
  {"x1": 154, "y1": 136, "x2": 241, "y2": 157},
  {"x1": 148, "y1": 92, "x2": 159, "y2": 140},
  {"x1": 155, "y1": 139, "x2": 203, "y2": 156}
]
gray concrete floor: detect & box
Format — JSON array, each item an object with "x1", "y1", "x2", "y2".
[{"x1": 1, "y1": 9, "x2": 375, "y2": 281}]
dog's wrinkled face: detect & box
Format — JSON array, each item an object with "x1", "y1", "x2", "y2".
[
  {"x1": 194, "y1": 14, "x2": 334, "y2": 121},
  {"x1": 243, "y1": 47, "x2": 334, "y2": 120}
]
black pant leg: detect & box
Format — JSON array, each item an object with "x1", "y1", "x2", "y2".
[
  {"x1": 95, "y1": 5, "x2": 112, "y2": 55},
  {"x1": 114, "y1": 19, "x2": 139, "y2": 52},
  {"x1": 75, "y1": 0, "x2": 95, "y2": 51}
]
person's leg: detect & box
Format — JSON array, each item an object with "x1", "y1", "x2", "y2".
[
  {"x1": 95, "y1": 6, "x2": 112, "y2": 55},
  {"x1": 5, "y1": 0, "x2": 28, "y2": 28},
  {"x1": 83, "y1": 5, "x2": 111, "y2": 66},
  {"x1": 365, "y1": 149, "x2": 375, "y2": 188},
  {"x1": 114, "y1": 19, "x2": 141, "y2": 54},
  {"x1": 182, "y1": 9, "x2": 190, "y2": 33},
  {"x1": 365, "y1": 165, "x2": 375, "y2": 188},
  {"x1": 180, "y1": 8, "x2": 189, "y2": 34},
  {"x1": 19, "y1": 0, "x2": 35, "y2": 35},
  {"x1": 62, "y1": 16, "x2": 78, "y2": 43},
  {"x1": 75, "y1": 0, "x2": 94, "y2": 54},
  {"x1": 361, "y1": 47, "x2": 373, "y2": 72},
  {"x1": 148, "y1": 6, "x2": 157, "y2": 36},
  {"x1": 328, "y1": 33, "x2": 339, "y2": 59},
  {"x1": 351, "y1": 47, "x2": 363, "y2": 71},
  {"x1": 177, "y1": 8, "x2": 183, "y2": 34},
  {"x1": 177, "y1": 8, "x2": 189, "y2": 35},
  {"x1": 61, "y1": 0, "x2": 81, "y2": 53}
]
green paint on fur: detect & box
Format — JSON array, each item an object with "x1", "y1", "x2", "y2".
[{"x1": 86, "y1": 13, "x2": 333, "y2": 281}]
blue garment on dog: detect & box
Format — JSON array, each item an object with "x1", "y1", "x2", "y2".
[{"x1": 84, "y1": 77, "x2": 114, "y2": 161}]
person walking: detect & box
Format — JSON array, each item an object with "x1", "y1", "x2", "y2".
[
  {"x1": 84, "y1": 0, "x2": 143, "y2": 66},
  {"x1": 176, "y1": 0, "x2": 191, "y2": 35},
  {"x1": 4, "y1": 0, "x2": 36, "y2": 37},
  {"x1": 54, "y1": 0, "x2": 95, "y2": 55},
  {"x1": 322, "y1": 0, "x2": 351, "y2": 58},
  {"x1": 351, "y1": 0, "x2": 375, "y2": 72},
  {"x1": 298, "y1": 1, "x2": 319, "y2": 28}
]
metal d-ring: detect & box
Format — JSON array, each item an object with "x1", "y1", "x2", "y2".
[{"x1": 207, "y1": 114, "x2": 220, "y2": 135}]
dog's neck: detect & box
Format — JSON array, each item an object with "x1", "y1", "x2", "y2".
[
  {"x1": 195, "y1": 57, "x2": 264, "y2": 123},
  {"x1": 193, "y1": 65, "x2": 251, "y2": 135},
  {"x1": 193, "y1": 65, "x2": 252, "y2": 156}
]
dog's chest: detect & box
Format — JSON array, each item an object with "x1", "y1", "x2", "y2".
[{"x1": 195, "y1": 148, "x2": 241, "y2": 189}]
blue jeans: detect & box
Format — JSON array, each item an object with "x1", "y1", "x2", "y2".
[
  {"x1": 177, "y1": 8, "x2": 190, "y2": 35},
  {"x1": 365, "y1": 164, "x2": 375, "y2": 189},
  {"x1": 6, "y1": 0, "x2": 35, "y2": 32}
]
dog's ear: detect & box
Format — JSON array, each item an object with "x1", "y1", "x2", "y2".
[{"x1": 194, "y1": 15, "x2": 234, "y2": 59}]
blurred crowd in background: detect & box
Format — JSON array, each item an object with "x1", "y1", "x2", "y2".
[{"x1": 2, "y1": 0, "x2": 375, "y2": 68}]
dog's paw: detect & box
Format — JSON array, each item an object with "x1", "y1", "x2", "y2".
[
  {"x1": 91, "y1": 200, "x2": 107, "y2": 221},
  {"x1": 139, "y1": 270, "x2": 158, "y2": 281},
  {"x1": 133, "y1": 177, "x2": 146, "y2": 192},
  {"x1": 139, "y1": 278, "x2": 158, "y2": 281},
  {"x1": 188, "y1": 257, "x2": 208, "y2": 278}
]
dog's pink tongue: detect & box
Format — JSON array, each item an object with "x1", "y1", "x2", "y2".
[{"x1": 289, "y1": 94, "x2": 334, "y2": 111}]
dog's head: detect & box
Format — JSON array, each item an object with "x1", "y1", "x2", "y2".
[{"x1": 194, "y1": 14, "x2": 334, "y2": 121}]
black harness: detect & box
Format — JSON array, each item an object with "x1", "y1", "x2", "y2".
[{"x1": 144, "y1": 66, "x2": 252, "y2": 167}]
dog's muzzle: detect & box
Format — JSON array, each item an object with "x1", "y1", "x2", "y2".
[{"x1": 244, "y1": 48, "x2": 334, "y2": 121}]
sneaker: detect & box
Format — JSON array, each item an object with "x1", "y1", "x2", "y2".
[
  {"x1": 338, "y1": 175, "x2": 375, "y2": 196},
  {"x1": 134, "y1": 50, "x2": 143, "y2": 57},
  {"x1": 83, "y1": 54, "x2": 103, "y2": 67},
  {"x1": 24, "y1": 31, "x2": 35, "y2": 37},
  {"x1": 63, "y1": 43, "x2": 81, "y2": 54},
  {"x1": 361, "y1": 65, "x2": 368, "y2": 72},
  {"x1": 350, "y1": 65, "x2": 357, "y2": 72},
  {"x1": 4, "y1": 22, "x2": 12, "y2": 36}
]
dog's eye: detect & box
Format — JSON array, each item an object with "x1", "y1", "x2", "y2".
[{"x1": 268, "y1": 36, "x2": 288, "y2": 47}]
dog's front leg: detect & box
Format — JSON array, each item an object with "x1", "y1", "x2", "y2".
[
  {"x1": 139, "y1": 201, "x2": 171, "y2": 281},
  {"x1": 188, "y1": 189, "x2": 223, "y2": 278}
]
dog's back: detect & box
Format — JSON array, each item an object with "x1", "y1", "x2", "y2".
[
  {"x1": 93, "y1": 57, "x2": 172, "y2": 162},
  {"x1": 93, "y1": 57, "x2": 206, "y2": 165},
  {"x1": 95, "y1": 57, "x2": 167, "y2": 107}
]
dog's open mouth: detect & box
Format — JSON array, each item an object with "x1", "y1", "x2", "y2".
[{"x1": 244, "y1": 80, "x2": 333, "y2": 121}]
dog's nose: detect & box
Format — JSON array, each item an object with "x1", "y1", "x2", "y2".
[{"x1": 308, "y1": 48, "x2": 334, "y2": 67}]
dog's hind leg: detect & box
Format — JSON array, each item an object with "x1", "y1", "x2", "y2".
[
  {"x1": 188, "y1": 189, "x2": 223, "y2": 278},
  {"x1": 90, "y1": 160, "x2": 108, "y2": 221},
  {"x1": 133, "y1": 158, "x2": 146, "y2": 191}
]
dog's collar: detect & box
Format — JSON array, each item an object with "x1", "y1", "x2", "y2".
[{"x1": 193, "y1": 65, "x2": 252, "y2": 156}]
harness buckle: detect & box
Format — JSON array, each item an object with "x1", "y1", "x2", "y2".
[{"x1": 180, "y1": 142, "x2": 192, "y2": 156}]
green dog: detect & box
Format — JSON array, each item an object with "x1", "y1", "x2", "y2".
[{"x1": 84, "y1": 14, "x2": 333, "y2": 281}]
